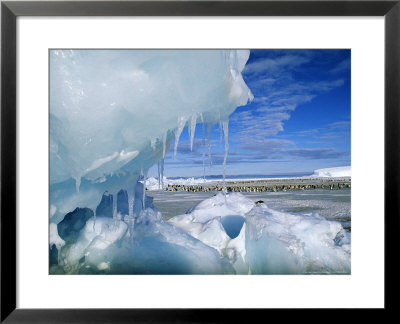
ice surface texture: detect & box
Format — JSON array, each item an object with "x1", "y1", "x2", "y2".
[
  {"x1": 50, "y1": 50, "x2": 254, "y2": 274},
  {"x1": 57, "y1": 207, "x2": 94, "y2": 244},
  {"x1": 169, "y1": 193, "x2": 350, "y2": 274},
  {"x1": 50, "y1": 50, "x2": 252, "y2": 189},
  {"x1": 61, "y1": 211, "x2": 234, "y2": 274},
  {"x1": 50, "y1": 49, "x2": 252, "y2": 222},
  {"x1": 56, "y1": 193, "x2": 350, "y2": 274}
]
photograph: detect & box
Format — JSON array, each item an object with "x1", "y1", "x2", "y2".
[{"x1": 49, "y1": 49, "x2": 351, "y2": 275}]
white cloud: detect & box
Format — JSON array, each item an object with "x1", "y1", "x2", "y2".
[
  {"x1": 244, "y1": 54, "x2": 311, "y2": 75},
  {"x1": 330, "y1": 58, "x2": 351, "y2": 74}
]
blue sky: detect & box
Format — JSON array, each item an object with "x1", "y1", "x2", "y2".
[{"x1": 150, "y1": 49, "x2": 351, "y2": 178}]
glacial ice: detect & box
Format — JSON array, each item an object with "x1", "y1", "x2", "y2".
[
  {"x1": 49, "y1": 223, "x2": 65, "y2": 250},
  {"x1": 169, "y1": 193, "x2": 350, "y2": 274},
  {"x1": 50, "y1": 49, "x2": 252, "y2": 223},
  {"x1": 50, "y1": 50, "x2": 251, "y2": 185},
  {"x1": 53, "y1": 186, "x2": 350, "y2": 274},
  {"x1": 61, "y1": 208, "x2": 234, "y2": 274},
  {"x1": 66, "y1": 217, "x2": 128, "y2": 265},
  {"x1": 116, "y1": 189, "x2": 129, "y2": 217},
  {"x1": 244, "y1": 203, "x2": 350, "y2": 274},
  {"x1": 95, "y1": 191, "x2": 113, "y2": 218},
  {"x1": 50, "y1": 49, "x2": 254, "y2": 273}
]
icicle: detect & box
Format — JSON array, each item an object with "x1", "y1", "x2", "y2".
[
  {"x1": 157, "y1": 159, "x2": 165, "y2": 190},
  {"x1": 157, "y1": 161, "x2": 161, "y2": 190},
  {"x1": 160, "y1": 158, "x2": 165, "y2": 190},
  {"x1": 123, "y1": 181, "x2": 136, "y2": 242},
  {"x1": 133, "y1": 180, "x2": 144, "y2": 218},
  {"x1": 141, "y1": 169, "x2": 147, "y2": 209},
  {"x1": 162, "y1": 132, "x2": 167, "y2": 157},
  {"x1": 201, "y1": 114, "x2": 206, "y2": 180},
  {"x1": 207, "y1": 123, "x2": 213, "y2": 166},
  {"x1": 222, "y1": 119, "x2": 229, "y2": 193},
  {"x1": 174, "y1": 116, "x2": 187, "y2": 159},
  {"x1": 142, "y1": 184, "x2": 146, "y2": 209},
  {"x1": 188, "y1": 114, "x2": 197, "y2": 151},
  {"x1": 74, "y1": 176, "x2": 81, "y2": 193},
  {"x1": 219, "y1": 120, "x2": 223, "y2": 143}
]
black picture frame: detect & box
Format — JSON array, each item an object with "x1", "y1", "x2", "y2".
[{"x1": 1, "y1": 0, "x2": 399, "y2": 322}]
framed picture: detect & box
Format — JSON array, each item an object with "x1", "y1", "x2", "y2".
[{"x1": 1, "y1": 0, "x2": 398, "y2": 321}]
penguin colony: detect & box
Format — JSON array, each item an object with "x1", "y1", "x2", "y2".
[{"x1": 159, "y1": 180, "x2": 351, "y2": 193}]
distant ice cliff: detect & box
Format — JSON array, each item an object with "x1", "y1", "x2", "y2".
[{"x1": 311, "y1": 166, "x2": 351, "y2": 178}]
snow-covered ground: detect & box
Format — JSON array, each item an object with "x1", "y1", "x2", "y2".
[{"x1": 311, "y1": 166, "x2": 351, "y2": 178}]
